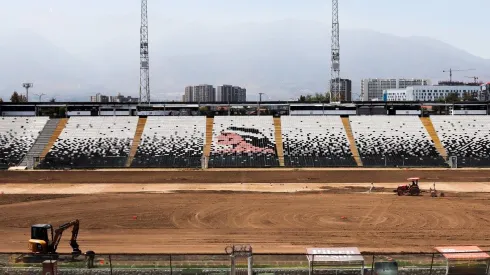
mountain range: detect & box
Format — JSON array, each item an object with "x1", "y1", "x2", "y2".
[{"x1": 0, "y1": 20, "x2": 489, "y2": 101}]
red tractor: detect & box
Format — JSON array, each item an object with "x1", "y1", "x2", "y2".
[{"x1": 394, "y1": 177, "x2": 421, "y2": 196}]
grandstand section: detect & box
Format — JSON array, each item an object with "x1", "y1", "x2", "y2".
[
  {"x1": 131, "y1": 117, "x2": 206, "y2": 168},
  {"x1": 38, "y1": 117, "x2": 138, "y2": 169},
  {"x1": 350, "y1": 116, "x2": 447, "y2": 167},
  {"x1": 0, "y1": 117, "x2": 48, "y2": 168},
  {"x1": 209, "y1": 116, "x2": 279, "y2": 167},
  {"x1": 281, "y1": 116, "x2": 356, "y2": 167},
  {"x1": 431, "y1": 116, "x2": 490, "y2": 167}
]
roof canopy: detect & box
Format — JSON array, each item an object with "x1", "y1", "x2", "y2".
[
  {"x1": 306, "y1": 247, "x2": 364, "y2": 263},
  {"x1": 435, "y1": 246, "x2": 490, "y2": 260}
]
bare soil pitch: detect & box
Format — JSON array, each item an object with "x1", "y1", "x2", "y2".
[
  {"x1": 1, "y1": 191, "x2": 489, "y2": 253},
  {"x1": 3, "y1": 169, "x2": 490, "y2": 184}
]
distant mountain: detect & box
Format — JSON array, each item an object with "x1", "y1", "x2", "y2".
[{"x1": 1, "y1": 21, "x2": 489, "y2": 101}]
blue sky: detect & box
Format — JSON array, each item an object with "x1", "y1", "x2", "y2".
[{"x1": 1, "y1": 0, "x2": 489, "y2": 58}]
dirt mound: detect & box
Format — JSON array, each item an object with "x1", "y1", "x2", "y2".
[{"x1": 0, "y1": 194, "x2": 73, "y2": 206}]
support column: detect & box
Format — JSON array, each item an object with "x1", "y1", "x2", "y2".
[
  {"x1": 230, "y1": 255, "x2": 236, "y2": 275},
  {"x1": 247, "y1": 256, "x2": 253, "y2": 275}
]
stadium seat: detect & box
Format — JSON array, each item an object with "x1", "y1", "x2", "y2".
[
  {"x1": 131, "y1": 117, "x2": 206, "y2": 168},
  {"x1": 38, "y1": 117, "x2": 138, "y2": 169},
  {"x1": 350, "y1": 116, "x2": 447, "y2": 167},
  {"x1": 0, "y1": 117, "x2": 49, "y2": 167},
  {"x1": 208, "y1": 116, "x2": 280, "y2": 168},
  {"x1": 431, "y1": 116, "x2": 490, "y2": 167},
  {"x1": 281, "y1": 116, "x2": 356, "y2": 167}
]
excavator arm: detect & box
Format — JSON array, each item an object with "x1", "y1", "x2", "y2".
[{"x1": 51, "y1": 219, "x2": 81, "y2": 254}]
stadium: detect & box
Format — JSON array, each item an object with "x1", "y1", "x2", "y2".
[{"x1": 1, "y1": 101, "x2": 490, "y2": 274}]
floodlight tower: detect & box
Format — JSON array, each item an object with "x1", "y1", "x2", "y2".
[
  {"x1": 139, "y1": 0, "x2": 151, "y2": 104},
  {"x1": 330, "y1": 0, "x2": 341, "y2": 102},
  {"x1": 22, "y1": 83, "x2": 33, "y2": 102}
]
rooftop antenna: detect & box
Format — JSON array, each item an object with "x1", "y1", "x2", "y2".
[
  {"x1": 330, "y1": 0, "x2": 341, "y2": 102},
  {"x1": 139, "y1": 0, "x2": 151, "y2": 104}
]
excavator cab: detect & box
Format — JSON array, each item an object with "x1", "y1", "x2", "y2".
[
  {"x1": 29, "y1": 224, "x2": 53, "y2": 253},
  {"x1": 28, "y1": 220, "x2": 81, "y2": 255}
]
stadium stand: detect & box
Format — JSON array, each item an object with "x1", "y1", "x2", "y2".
[
  {"x1": 431, "y1": 116, "x2": 490, "y2": 167},
  {"x1": 38, "y1": 117, "x2": 138, "y2": 169},
  {"x1": 131, "y1": 117, "x2": 206, "y2": 168},
  {"x1": 281, "y1": 116, "x2": 357, "y2": 167},
  {"x1": 350, "y1": 116, "x2": 447, "y2": 167},
  {"x1": 208, "y1": 116, "x2": 280, "y2": 167},
  {"x1": 0, "y1": 117, "x2": 49, "y2": 168}
]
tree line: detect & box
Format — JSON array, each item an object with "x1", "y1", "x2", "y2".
[{"x1": 0, "y1": 91, "x2": 56, "y2": 103}]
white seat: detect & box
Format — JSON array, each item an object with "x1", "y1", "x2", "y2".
[
  {"x1": 0, "y1": 116, "x2": 49, "y2": 165},
  {"x1": 432, "y1": 116, "x2": 490, "y2": 162},
  {"x1": 44, "y1": 117, "x2": 138, "y2": 167},
  {"x1": 350, "y1": 116, "x2": 442, "y2": 166}
]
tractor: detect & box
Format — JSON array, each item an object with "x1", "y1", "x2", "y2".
[{"x1": 394, "y1": 177, "x2": 421, "y2": 196}]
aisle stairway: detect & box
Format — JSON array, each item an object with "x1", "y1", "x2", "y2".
[
  {"x1": 40, "y1": 118, "x2": 68, "y2": 159},
  {"x1": 19, "y1": 118, "x2": 60, "y2": 168},
  {"x1": 203, "y1": 117, "x2": 214, "y2": 158},
  {"x1": 273, "y1": 117, "x2": 285, "y2": 167},
  {"x1": 420, "y1": 117, "x2": 447, "y2": 159},
  {"x1": 126, "y1": 117, "x2": 147, "y2": 167},
  {"x1": 341, "y1": 117, "x2": 363, "y2": 167}
]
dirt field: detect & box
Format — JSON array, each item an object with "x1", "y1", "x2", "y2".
[
  {"x1": 2, "y1": 168, "x2": 490, "y2": 184},
  {"x1": 1, "y1": 169, "x2": 490, "y2": 254},
  {"x1": 1, "y1": 190, "x2": 489, "y2": 253}
]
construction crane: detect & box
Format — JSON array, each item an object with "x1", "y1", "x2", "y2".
[
  {"x1": 465, "y1": 76, "x2": 480, "y2": 83},
  {"x1": 442, "y1": 68, "x2": 475, "y2": 82}
]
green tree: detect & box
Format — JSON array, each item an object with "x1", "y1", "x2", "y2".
[
  {"x1": 462, "y1": 92, "x2": 477, "y2": 102},
  {"x1": 298, "y1": 92, "x2": 329, "y2": 102},
  {"x1": 19, "y1": 94, "x2": 27, "y2": 102},
  {"x1": 444, "y1": 93, "x2": 460, "y2": 103},
  {"x1": 59, "y1": 106, "x2": 67, "y2": 118},
  {"x1": 10, "y1": 91, "x2": 20, "y2": 103},
  {"x1": 49, "y1": 97, "x2": 56, "y2": 103}
]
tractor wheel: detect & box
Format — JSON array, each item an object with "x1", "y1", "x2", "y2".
[
  {"x1": 410, "y1": 187, "x2": 420, "y2": 196},
  {"x1": 397, "y1": 189, "x2": 404, "y2": 196}
]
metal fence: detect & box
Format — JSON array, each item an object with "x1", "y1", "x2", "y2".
[
  {"x1": 1, "y1": 252, "x2": 489, "y2": 275},
  {"x1": 25, "y1": 155, "x2": 490, "y2": 170}
]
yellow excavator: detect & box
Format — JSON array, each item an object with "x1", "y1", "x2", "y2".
[{"x1": 23, "y1": 219, "x2": 83, "y2": 263}]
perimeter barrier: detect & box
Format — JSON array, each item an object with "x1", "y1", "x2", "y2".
[{"x1": 0, "y1": 251, "x2": 489, "y2": 275}]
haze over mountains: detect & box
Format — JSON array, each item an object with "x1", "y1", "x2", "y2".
[{"x1": 1, "y1": 20, "x2": 489, "y2": 102}]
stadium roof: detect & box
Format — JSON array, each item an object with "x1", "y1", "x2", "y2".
[
  {"x1": 306, "y1": 247, "x2": 364, "y2": 263},
  {"x1": 435, "y1": 246, "x2": 490, "y2": 260}
]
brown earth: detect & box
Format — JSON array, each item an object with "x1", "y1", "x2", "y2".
[
  {"x1": 1, "y1": 191, "x2": 489, "y2": 254},
  {"x1": 2, "y1": 168, "x2": 490, "y2": 184}
]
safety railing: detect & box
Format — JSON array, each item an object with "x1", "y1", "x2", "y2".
[{"x1": 0, "y1": 251, "x2": 489, "y2": 275}]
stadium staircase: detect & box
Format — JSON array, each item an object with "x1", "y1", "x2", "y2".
[
  {"x1": 341, "y1": 117, "x2": 363, "y2": 167},
  {"x1": 126, "y1": 117, "x2": 147, "y2": 167},
  {"x1": 203, "y1": 117, "x2": 214, "y2": 159},
  {"x1": 420, "y1": 117, "x2": 448, "y2": 159},
  {"x1": 273, "y1": 117, "x2": 285, "y2": 167},
  {"x1": 19, "y1": 118, "x2": 60, "y2": 168},
  {"x1": 39, "y1": 118, "x2": 68, "y2": 160}
]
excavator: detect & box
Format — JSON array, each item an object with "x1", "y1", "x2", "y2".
[{"x1": 22, "y1": 219, "x2": 83, "y2": 263}]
